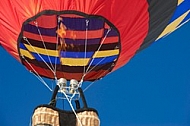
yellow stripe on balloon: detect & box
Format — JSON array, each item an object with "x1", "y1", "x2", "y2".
[
  {"x1": 60, "y1": 58, "x2": 90, "y2": 66},
  {"x1": 24, "y1": 44, "x2": 59, "y2": 57},
  {"x1": 157, "y1": 10, "x2": 190, "y2": 40},
  {"x1": 93, "y1": 49, "x2": 119, "y2": 58},
  {"x1": 178, "y1": 0, "x2": 184, "y2": 5},
  {"x1": 20, "y1": 49, "x2": 35, "y2": 59}
]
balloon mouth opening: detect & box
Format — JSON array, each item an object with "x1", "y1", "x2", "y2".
[{"x1": 17, "y1": 10, "x2": 121, "y2": 81}]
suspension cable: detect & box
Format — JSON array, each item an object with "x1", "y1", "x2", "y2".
[
  {"x1": 80, "y1": 28, "x2": 112, "y2": 84},
  {"x1": 22, "y1": 56, "x2": 53, "y2": 91},
  {"x1": 61, "y1": 90, "x2": 83, "y2": 126},
  {"x1": 84, "y1": 28, "x2": 111, "y2": 74},
  {"x1": 34, "y1": 21, "x2": 55, "y2": 72},
  {"x1": 54, "y1": 16, "x2": 62, "y2": 77},
  {"x1": 23, "y1": 37, "x2": 55, "y2": 75}
]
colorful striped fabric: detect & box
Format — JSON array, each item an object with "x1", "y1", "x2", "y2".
[{"x1": 19, "y1": 12, "x2": 120, "y2": 81}]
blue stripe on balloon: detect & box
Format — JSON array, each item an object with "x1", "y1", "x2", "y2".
[
  {"x1": 19, "y1": 43, "x2": 27, "y2": 50},
  {"x1": 90, "y1": 55, "x2": 118, "y2": 66},
  {"x1": 60, "y1": 51, "x2": 94, "y2": 58},
  {"x1": 32, "y1": 53, "x2": 60, "y2": 64},
  {"x1": 169, "y1": 0, "x2": 190, "y2": 23}
]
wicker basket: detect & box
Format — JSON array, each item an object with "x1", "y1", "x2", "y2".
[{"x1": 32, "y1": 105, "x2": 100, "y2": 126}]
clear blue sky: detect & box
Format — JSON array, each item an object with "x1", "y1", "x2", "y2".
[{"x1": 0, "y1": 22, "x2": 190, "y2": 126}]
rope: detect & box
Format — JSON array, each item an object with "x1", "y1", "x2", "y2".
[
  {"x1": 83, "y1": 19, "x2": 89, "y2": 75},
  {"x1": 23, "y1": 37, "x2": 55, "y2": 75},
  {"x1": 80, "y1": 28, "x2": 112, "y2": 91},
  {"x1": 84, "y1": 28, "x2": 111, "y2": 76},
  {"x1": 61, "y1": 91, "x2": 83, "y2": 126},
  {"x1": 22, "y1": 56, "x2": 53, "y2": 92},
  {"x1": 54, "y1": 16, "x2": 62, "y2": 77},
  {"x1": 34, "y1": 21, "x2": 55, "y2": 71}
]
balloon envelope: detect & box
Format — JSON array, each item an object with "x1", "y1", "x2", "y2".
[{"x1": 0, "y1": 0, "x2": 189, "y2": 81}]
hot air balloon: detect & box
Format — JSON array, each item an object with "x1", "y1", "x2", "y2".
[{"x1": 0, "y1": 0, "x2": 189, "y2": 126}]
